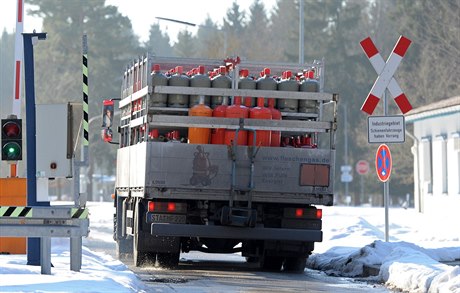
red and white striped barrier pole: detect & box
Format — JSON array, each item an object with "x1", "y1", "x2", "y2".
[
  {"x1": 360, "y1": 36, "x2": 413, "y2": 115},
  {"x1": 12, "y1": 0, "x2": 24, "y2": 117},
  {"x1": 9, "y1": 0, "x2": 24, "y2": 178}
]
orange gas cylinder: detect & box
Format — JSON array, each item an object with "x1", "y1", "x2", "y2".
[
  {"x1": 224, "y1": 96, "x2": 249, "y2": 146},
  {"x1": 211, "y1": 96, "x2": 228, "y2": 144},
  {"x1": 248, "y1": 97, "x2": 272, "y2": 147},
  {"x1": 188, "y1": 96, "x2": 212, "y2": 144},
  {"x1": 267, "y1": 98, "x2": 281, "y2": 147}
]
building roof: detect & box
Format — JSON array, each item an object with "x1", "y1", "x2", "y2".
[{"x1": 405, "y1": 96, "x2": 460, "y2": 123}]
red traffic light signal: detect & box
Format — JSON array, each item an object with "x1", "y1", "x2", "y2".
[{"x1": 1, "y1": 118, "x2": 23, "y2": 161}]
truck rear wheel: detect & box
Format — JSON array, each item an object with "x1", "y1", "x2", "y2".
[
  {"x1": 133, "y1": 234, "x2": 145, "y2": 266},
  {"x1": 116, "y1": 236, "x2": 133, "y2": 260},
  {"x1": 157, "y1": 252, "x2": 180, "y2": 268},
  {"x1": 283, "y1": 257, "x2": 306, "y2": 273},
  {"x1": 133, "y1": 200, "x2": 156, "y2": 266},
  {"x1": 133, "y1": 231, "x2": 158, "y2": 266},
  {"x1": 261, "y1": 256, "x2": 284, "y2": 271}
]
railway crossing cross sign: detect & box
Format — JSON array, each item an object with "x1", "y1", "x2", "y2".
[
  {"x1": 360, "y1": 36, "x2": 413, "y2": 115},
  {"x1": 375, "y1": 144, "x2": 392, "y2": 182}
]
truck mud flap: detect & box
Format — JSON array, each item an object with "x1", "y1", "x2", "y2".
[{"x1": 151, "y1": 223, "x2": 322, "y2": 242}]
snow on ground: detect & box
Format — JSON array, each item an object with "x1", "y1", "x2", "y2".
[
  {"x1": 308, "y1": 206, "x2": 460, "y2": 292},
  {"x1": 0, "y1": 202, "x2": 459, "y2": 292},
  {"x1": 0, "y1": 202, "x2": 147, "y2": 293},
  {"x1": 0, "y1": 243, "x2": 147, "y2": 292}
]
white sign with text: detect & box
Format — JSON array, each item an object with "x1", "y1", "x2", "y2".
[{"x1": 368, "y1": 115, "x2": 405, "y2": 143}]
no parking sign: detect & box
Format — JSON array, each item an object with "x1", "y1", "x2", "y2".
[{"x1": 375, "y1": 144, "x2": 392, "y2": 182}]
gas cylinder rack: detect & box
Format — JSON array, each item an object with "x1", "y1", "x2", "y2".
[{"x1": 118, "y1": 54, "x2": 337, "y2": 150}]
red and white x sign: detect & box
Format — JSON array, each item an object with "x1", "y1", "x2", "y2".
[{"x1": 360, "y1": 36, "x2": 413, "y2": 115}]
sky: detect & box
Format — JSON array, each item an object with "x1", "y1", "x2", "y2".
[
  {"x1": 0, "y1": 0, "x2": 279, "y2": 43},
  {"x1": 0, "y1": 201, "x2": 459, "y2": 292}
]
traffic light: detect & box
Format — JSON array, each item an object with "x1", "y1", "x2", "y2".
[{"x1": 1, "y1": 118, "x2": 22, "y2": 161}]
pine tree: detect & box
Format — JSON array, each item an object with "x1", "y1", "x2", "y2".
[
  {"x1": 27, "y1": 0, "x2": 141, "y2": 199},
  {"x1": 391, "y1": 0, "x2": 460, "y2": 105},
  {"x1": 173, "y1": 29, "x2": 196, "y2": 57},
  {"x1": 194, "y1": 16, "x2": 223, "y2": 58},
  {"x1": 144, "y1": 23, "x2": 173, "y2": 56},
  {"x1": 243, "y1": 0, "x2": 272, "y2": 61},
  {"x1": 223, "y1": 1, "x2": 246, "y2": 56},
  {"x1": 270, "y1": 0, "x2": 298, "y2": 62}
]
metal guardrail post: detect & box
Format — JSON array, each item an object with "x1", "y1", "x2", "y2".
[
  {"x1": 40, "y1": 237, "x2": 51, "y2": 274},
  {"x1": 70, "y1": 236, "x2": 83, "y2": 271}
]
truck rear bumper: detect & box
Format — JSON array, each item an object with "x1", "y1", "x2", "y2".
[{"x1": 151, "y1": 223, "x2": 322, "y2": 242}]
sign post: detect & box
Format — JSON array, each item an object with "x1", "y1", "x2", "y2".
[
  {"x1": 340, "y1": 165, "x2": 353, "y2": 204},
  {"x1": 23, "y1": 32, "x2": 48, "y2": 265},
  {"x1": 360, "y1": 35, "x2": 412, "y2": 242},
  {"x1": 376, "y1": 143, "x2": 392, "y2": 242}
]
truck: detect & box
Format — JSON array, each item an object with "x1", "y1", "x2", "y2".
[{"x1": 106, "y1": 55, "x2": 338, "y2": 273}]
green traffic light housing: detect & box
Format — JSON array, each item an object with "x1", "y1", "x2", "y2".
[{"x1": 1, "y1": 118, "x2": 23, "y2": 161}]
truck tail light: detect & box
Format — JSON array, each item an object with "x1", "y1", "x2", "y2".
[
  {"x1": 147, "y1": 201, "x2": 185, "y2": 213},
  {"x1": 295, "y1": 208, "x2": 304, "y2": 217},
  {"x1": 316, "y1": 209, "x2": 322, "y2": 219},
  {"x1": 284, "y1": 207, "x2": 322, "y2": 219},
  {"x1": 148, "y1": 201, "x2": 155, "y2": 212},
  {"x1": 167, "y1": 202, "x2": 176, "y2": 212}
]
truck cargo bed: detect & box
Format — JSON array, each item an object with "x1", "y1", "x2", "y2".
[{"x1": 116, "y1": 142, "x2": 334, "y2": 205}]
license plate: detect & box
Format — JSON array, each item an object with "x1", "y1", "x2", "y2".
[{"x1": 148, "y1": 213, "x2": 186, "y2": 224}]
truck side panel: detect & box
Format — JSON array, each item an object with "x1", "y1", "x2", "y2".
[{"x1": 116, "y1": 142, "x2": 335, "y2": 196}]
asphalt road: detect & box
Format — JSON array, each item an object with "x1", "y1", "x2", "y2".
[
  {"x1": 83, "y1": 209, "x2": 391, "y2": 292},
  {"x1": 125, "y1": 253, "x2": 392, "y2": 293}
]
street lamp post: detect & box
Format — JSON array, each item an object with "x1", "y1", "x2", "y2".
[
  {"x1": 299, "y1": 0, "x2": 304, "y2": 64},
  {"x1": 155, "y1": 16, "x2": 227, "y2": 56}
]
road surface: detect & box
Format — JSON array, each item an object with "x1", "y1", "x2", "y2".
[
  {"x1": 122, "y1": 252, "x2": 391, "y2": 292},
  {"x1": 84, "y1": 203, "x2": 391, "y2": 292}
]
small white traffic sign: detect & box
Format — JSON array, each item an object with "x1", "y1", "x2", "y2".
[
  {"x1": 368, "y1": 115, "x2": 405, "y2": 143},
  {"x1": 355, "y1": 160, "x2": 369, "y2": 175},
  {"x1": 340, "y1": 165, "x2": 353, "y2": 182},
  {"x1": 341, "y1": 165, "x2": 352, "y2": 172},
  {"x1": 341, "y1": 173, "x2": 353, "y2": 183}
]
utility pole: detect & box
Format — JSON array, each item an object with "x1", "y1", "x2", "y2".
[{"x1": 299, "y1": 0, "x2": 304, "y2": 64}]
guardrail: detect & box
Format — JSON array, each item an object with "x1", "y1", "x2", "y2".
[{"x1": 0, "y1": 206, "x2": 89, "y2": 274}]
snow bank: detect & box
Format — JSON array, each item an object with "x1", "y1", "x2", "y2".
[
  {"x1": 308, "y1": 241, "x2": 460, "y2": 292},
  {"x1": 307, "y1": 206, "x2": 460, "y2": 292},
  {"x1": 0, "y1": 239, "x2": 147, "y2": 292},
  {"x1": 380, "y1": 246, "x2": 460, "y2": 293}
]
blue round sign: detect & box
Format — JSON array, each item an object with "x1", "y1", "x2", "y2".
[{"x1": 375, "y1": 144, "x2": 392, "y2": 182}]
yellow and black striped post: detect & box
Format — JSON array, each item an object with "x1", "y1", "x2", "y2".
[
  {"x1": 0, "y1": 206, "x2": 32, "y2": 217},
  {"x1": 82, "y1": 34, "x2": 89, "y2": 147},
  {"x1": 74, "y1": 34, "x2": 89, "y2": 206}
]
